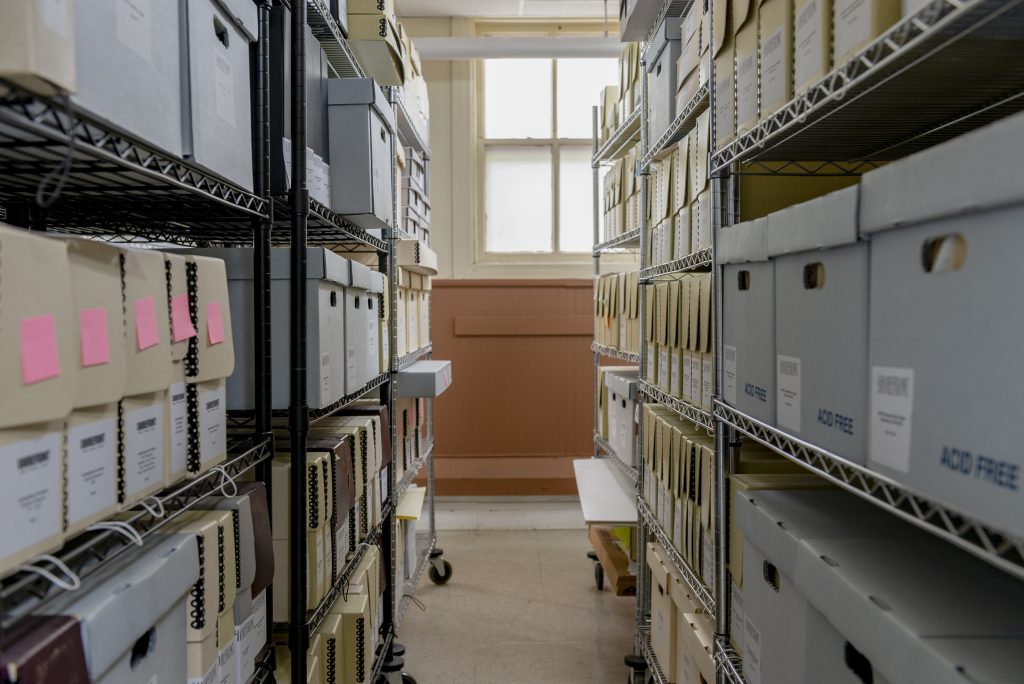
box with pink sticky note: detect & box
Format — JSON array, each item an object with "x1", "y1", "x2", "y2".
[{"x1": 0, "y1": 224, "x2": 76, "y2": 578}]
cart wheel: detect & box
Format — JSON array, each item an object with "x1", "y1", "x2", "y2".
[
  {"x1": 594, "y1": 561, "x2": 604, "y2": 591},
  {"x1": 402, "y1": 676, "x2": 418, "y2": 684},
  {"x1": 429, "y1": 559, "x2": 453, "y2": 585}
]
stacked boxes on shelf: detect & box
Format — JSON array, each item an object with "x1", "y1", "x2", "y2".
[
  {"x1": 600, "y1": 368, "x2": 640, "y2": 465},
  {"x1": 396, "y1": 239, "x2": 437, "y2": 357},
  {"x1": 398, "y1": 25, "x2": 431, "y2": 146},
  {"x1": 594, "y1": 271, "x2": 641, "y2": 355},
  {"x1": 644, "y1": 274, "x2": 714, "y2": 412},
  {"x1": 603, "y1": 157, "x2": 626, "y2": 239},
  {"x1": 599, "y1": 84, "x2": 620, "y2": 142},
  {"x1": 347, "y1": 0, "x2": 404, "y2": 85},
  {"x1": 402, "y1": 146, "x2": 431, "y2": 241},
  {"x1": 646, "y1": 18, "x2": 681, "y2": 144},
  {"x1": 618, "y1": 42, "x2": 642, "y2": 129}
]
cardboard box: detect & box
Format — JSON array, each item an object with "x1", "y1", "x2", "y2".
[
  {"x1": 183, "y1": 255, "x2": 236, "y2": 384},
  {"x1": 72, "y1": 0, "x2": 183, "y2": 156},
  {"x1": 64, "y1": 404, "x2": 119, "y2": 536},
  {"x1": 648, "y1": 18, "x2": 682, "y2": 144},
  {"x1": 397, "y1": 360, "x2": 452, "y2": 398},
  {"x1": 793, "y1": 0, "x2": 831, "y2": 95},
  {"x1": 196, "y1": 494, "x2": 258, "y2": 621},
  {"x1": 758, "y1": 0, "x2": 793, "y2": 117},
  {"x1": 348, "y1": 13, "x2": 404, "y2": 85},
  {"x1": 721, "y1": 219, "x2": 775, "y2": 424},
  {"x1": 344, "y1": 262, "x2": 384, "y2": 391},
  {"x1": 832, "y1": 0, "x2": 899, "y2": 66},
  {"x1": 646, "y1": 543, "x2": 678, "y2": 681},
  {"x1": 0, "y1": 614, "x2": 89, "y2": 684},
  {"x1": 397, "y1": 239, "x2": 438, "y2": 276},
  {"x1": 679, "y1": 610, "x2": 717, "y2": 684},
  {"x1": 619, "y1": 0, "x2": 662, "y2": 40},
  {"x1": 712, "y1": 0, "x2": 735, "y2": 144},
  {"x1": 120, "y1": 391, "x2": 167, "y2": 506},
  {"x1": 122, "y1": 246, "x2": 173, "y2": 396},
  {"x1": 334, "y1": 592, "x2": 372, "y2": 684},
  {"x1": 0, "y1": 226, "x2": 76, "y2": 429},
  {"x1": 606, "y1": 369, "x2": 640, "y2": 465},
  {"x1": 734, "y1": 0, "x2": 759, "y2": 135},
  {"x1": 0, "y1": 0, "x2": 75, "y2": 95},
  {"x1": 182, "y1": 0, "x2": 257, "y2": 190},
  {"x1": 0, "y1": 421, "x2": 64, "y2": 577},
  {"x1": 41, "y1": 534, "x2": 197, "y2": 684}
]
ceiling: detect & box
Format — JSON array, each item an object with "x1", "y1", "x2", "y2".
[{"x1": 394, "y1": 0, "x2": 616, "y2": 18}]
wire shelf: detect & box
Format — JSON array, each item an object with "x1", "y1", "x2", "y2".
[
  {"x1": 272, "y1": 196, "x2": 389, "y2": 252},
  {"x1": 716, "y1": 641, "x2": 748, "y2": 684},
  {"x1": 640, "y1": 380, "x2": 715, "y2": 434},
  {"x1": 641, "y1": 84, "x2": 710, "y2": 171},
  {"x1": 637, "y1": 623, "x2": 669, "y2": 684},
  {"x1": 0, "y1": 86, "x2": 267, "y2": 242},
  {"x1": 594, "y1": 434, "x2": 638, "y2": 484},
  {"x1": 0, "y1": 436, "x2": 272, "y2": 629},
  {"x1": 397, "y1": 438, "x2": 434, "y2": 500},
  {"x1": 370, "y1": 626, "x2": 395, "y2": 682},
  {"x1": 307, "y1": 0, "x2": 365, "y2": 78},
  {"x1": 398, "y1": 345, "x2": 433, "y2": 371},
  {"x1": 640, "y1": 248, "x2": 712, "y2": 281},
  {"x1": 248, "y1": 644, "x2": 276, "y2": 684},
  {"x1": 592, "y1": 340, "x2": 641, "y2": 364},
  {"x1": 397, "y1": 532, "x2": 438, "y2": 626},
  {"x1": 287, "y1": 372, "x2": 390, "y2": 425},
  {"x1": 638, "y1": 498, "x2": 716, "y2": 614},
  {"x1": 711, "y1": 0, "x2": 1024, "y2": 173},
  {"x1": 642, "y1": 0, "x2": 697, "y2": 57},
  {"x1": 593, "y1": 108, "x2": 642, "y2": 164},
  {"x1": 593, "y1": 229, "x2": 641, "y2": 254},
  {"x1": 713, "y1": 400, "x2": 1024, "y2": 581}
]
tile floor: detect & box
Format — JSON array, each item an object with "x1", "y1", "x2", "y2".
[{"x1": 398, "y1": 500, "x2": 635, "y2": 684}]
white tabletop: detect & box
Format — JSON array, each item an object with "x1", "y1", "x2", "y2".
[{"x1": 573, "y1": 459, "x2": 638, "y2": 525}]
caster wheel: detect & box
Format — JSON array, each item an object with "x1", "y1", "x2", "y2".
[
  {"x1": 594, "y1": 562, "x2": 604, "y2": 591},
  {"x1": 429, "y1": 559, "x2": 453, "y2": 585},
  {"x1": 402, "y1": 676, "x2": 418, "y2": 684}
]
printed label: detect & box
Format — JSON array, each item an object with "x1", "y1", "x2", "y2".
[
  {"x1": 702, "y1": 355, "x2": 713, "y2": 410},
  {"x1": 731, "y1": 583, "x2": 747, "y2": 655},
  {"x1": 715, "y1": 74, "x2": 734, "y2": 141},
  {"x1": 281, "y1": 138, "x2": 292, "y2": 187},
  {"x1": 702, "y1": 534, "x2": 715, "y2": 586},
  {"x1": 674, "y1": 498, "x2": 684, "y2": 551},
  {"x1": 743, "y1": 615, "x2": 763, "y2": 684},
  {"x1": 214, "y1": 53, "x2": 236, "y2": 127},
  {"x1": 670, "y1": 352, "x2": 681, "y2": 397},
  {"x1": 690, "y1": 355, "x2": 702, "y2": 405},
  {"x1": 39, "y1": 0, "x2": 70, "y2": 38},
  {"x1": 736, "y1": 52, "x2": 758, "y2": 127},
  {"x1": 124, "y1": 402, "x2": 163, "y2": 497},
  {"x1": 683, "y1": 352, "x2": 693, "y2": 402},
  {"x1": 869, "y1": 366, "x2": 914, "y2": 472},
  {"x1": 115, "y1": 0, "x2": 153, "y2": 62},
  {"x1": 0, "y1": 431, "x2": 61, "y2": 556},
  {"x1": 724, "y1": 345, "x2": 738, "y2": 405},
  {"x1": 795, "y1": 0, "x2": 824, "y2": 88},
  {"x1": 66, "y1": 417, "x2": 117, "y2": 524},
  {"x1": 646, "y1": 344, "x2": 657, "y2": 383},
  {"x1": 217, "y1": 641, "x2": 237, "y2": 684},
  {"x1": 658, "y1": 348, "x2": 670, "y2": 390},
  {"x1": 834, "y1": 0, "x2": 871, "y2": 61},
  {"x1": 777, "y1": 355, "x2": 802, "y2": 432},
  {"x1": 235, "y1": 617, "x2": 255, "y2": 683},
  {"x1": 187, "y1": 662, "x2": 216, "y2": 684},
  {"x1": 249, "y1": 591, "x2": 267, "y2": 659},
  {"x1": 169, "y1": 382, "x2": 188, "y2": 477},
  {"x1": 199, "y1": 385, "x2": 226, "y2": 466},
  {"x1": 761, "y1": 26, "x2": 787, "y2": 110}
]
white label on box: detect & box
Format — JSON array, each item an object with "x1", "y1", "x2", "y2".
[
  {"x1": 744, "y1": 615, "x2": 763, "y2": 684},
  {"x1": 659, "y1": 348, "x2": 670, "y2": 389},
  {"x1": 795, "y1": 0, "x2": 824, "y2": 88},
  {"x1": 249, "y1": 591, "x2": 267, "y2": 660},
  {"x1": 834, "y1": 0, "x2": 871, "y2": 60},
  {"x1": 673, "y1": 499, "x2": 684, "y2": 551},
  {"x1": 646, "y1": 344, "x2": 657, "y2": 382},
  {"x1": 281, "y1": 137, "x2": 292, "y2": 186},
  {"x1": 169, "y1": 382, "x2": 188, "y2": 477},
  {"x1": 188, "y1": 663, "x2": 217, "y2": 684},
  {"x1": 66, "y1": 416, "x2": 117, "y2": 524},
  {"x1": 777, "y1": 355, "x2": 802, "y2": 432},
  {"x1": 39, "y1": 0, "x2": 70, "y2": 37},
  {"x1": 115, "y1": 0, "x2": 153, "y2": 62},
  {"x1": 702, "y1": 533, "x2": 714, "y2": 586},
  {"x1": 715, "y1": 74, "x2": 734, "y2": 141},
  {"x1": 761, "y1": 26, "x2": 787, "y2": 110},
  {"x1": 235, "y1": 617, "x2": 255, "y2": 684},
  {"x1": 217, "y1": 640, "x2": 238, "y2": 684},
  {"x1": 736, "y1": 52, "x2": 757, "y2": 126},
  {"x1": 869, "y1": 366, "x2": 914, "y2": 472},
  {"x1": 683, "y1": 352, "x2": 693, "y2": 402},
  {"x1": 670, "y1": 353, "x2": 681, "y2": 397},
  {"x1": 691, "y1": 356, "x2": 702, "y2": 405},
  {"x1": 0, "y1": 431, "x2": 61, "y2": 557},
  {"x1": 199, "y1": 385, "x2": 226, "y2": 466},
  {"x1": 731, "y1": 582, "x2": 747, "y2": 654},
  {"x1": 124, "y1": 403, "x2": 163, "y2": 497},
  {"x1": 702, "y1": 355, "x2": 713, "y2": 410},
  {"x1": 214, "y1": 53, "x2": 236, "y2": 127},
  {"x1": 724, "y1": 345, "x2": 738, "y2": 404}
]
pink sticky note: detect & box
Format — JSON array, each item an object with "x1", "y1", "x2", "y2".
[
  {"x1": 206, "y1": 301, "x2": 225, "y2": 345},
  {"x1": 170, "y1": 293, "x2": 197, "y2": 343},
  {"x1": 134, "y1": 296, "x2": 160, "y2": 351},
  {"x1": 79, "y1": 308, "x2": 111, "y2": 367},
  {"x1": 20, "y1": 314, "x2": 61, "y2": 385}
]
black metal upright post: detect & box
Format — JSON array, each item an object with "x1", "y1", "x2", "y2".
[
  {"x1": 289, "y1": 0, "x2": 310, "y2": 680},
  {"x1": 252, "y1": 0, "x2": 275, "y2": 671}
]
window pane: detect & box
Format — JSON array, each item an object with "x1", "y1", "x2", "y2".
[
  {"x1": 558, "y1": 146, "x2": 594, "y2": 253},
  {"x1": 484, "y1": 59, "x2": 552, "y2": 138},
  {"x1": 485, "y1": 146, "x2": 553, "y2": 253},
  {"x1": 556, "y1": 58, "x2": 618, "y2": 138}
]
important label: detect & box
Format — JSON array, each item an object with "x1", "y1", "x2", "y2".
[
  {"x1": 777, "y1": 355, "x2": 801, "y2": 432},
  {"x1": 214, "y1": 53, "x2": 236, "y2": 127},
  {"x1": 869, "y1": 366, "x2": 914, "y2": 472},
  {"x1": 115, "y1": 0, "x2": 153, "y2": 62},
  {"x1": 66, "y1": 416, "x2": 117, "y2": 524},
  {"x1": 199, "y1": 384, "x2": 226, "y2": 467},
  {"x1": 795, "y1": 0, "x2": 824, "y2": 88},
  {"x1": 124, "y1": 401, "x2": 163, "y2": 497},
  {"x1": 724, "y1": 345, "x2": 738, "y2": 405},
  {"x1": 0, "y1": 431, "x2": 61, "y2": 557}
]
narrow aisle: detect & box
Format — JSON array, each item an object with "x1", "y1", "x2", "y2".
[{"x1": 401, "y1": 530, "x2": 634, "y2": 684}]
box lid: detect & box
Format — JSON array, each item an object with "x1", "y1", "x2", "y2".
[
  {"x1": 712, "y1": 0, "x2": 731, "y2": 57},
  {"x1": 0, "y1": 615, "x2": 89, "y2": 684},
  {"x1": 764, "y1": 186, "x2": 860, "y2": 256},
  {"x1": 369, "y1": 270, "x2": 386, "y2": 294},
  {"x1": 861, "y1": 111, "x2": 1024, "y2": 235},
  {"x1": 327, "y1": 78, "x2": 397, "y2": 134},
  {"x1": 348, "y1": 259, "x2": 373, "y2": 290},
  {"x1": 212, "y1": 0, "x2": 259, "y2": 41},
  {"x1": 42, "y1": 534, "x2": 199, "y2": 681},
  {"x1": 396, "y1": 239, "x2": 438, "y2": 276},
  {"x1": 647, "y1": 16, "x2": 682, "y2": 71},
  {"x1": 237, "y1": 481, "x2": 275, "y2": 596},
  {"x1": 716, "y1": 217, "x2": 768, "y2": 263}
]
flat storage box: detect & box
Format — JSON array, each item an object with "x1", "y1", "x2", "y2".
[
  {"x1": 0, "y1": 615, "x2": 89, "y2": 684},
  {"x1": 605, "y1": 369, "x2": 639, "y2": 465},
  {"x1": 0, "y1": 1, "x2": 75, "y2": 96},
  {"x1": 647, "y1": 18, "x2": 682, "y2": 144},
  {"x1": 347, "y1": 12, "x2": 404, "y2": 85},
  {"x1": 183, "y1": 0, "x2": 258, "y2": 191},
  {"x1": 758, "y1": 0, "x2": 793, "y2": 117},
  {"x1": 769, "y1": 187, "x2": 867, "y2": 463},
  {"x1": 397, "y1": 360, "x2": 452, "y2": 398},
  {"x1": 397, "y1": 239, "x2": 438, "y2": 276},
  {"x1": 122, "y1": 246, "x2": 174, "y2": 396},
  {"x1": 861, "y1": 111, "x2": 1024, "y2": 538},
  {"x1": 720, "y1": 218, "x2": 775, "y2": 425},
  {"x1": 712, "y1": 0, "x2": 735, "y2": 145},
  {"x1": 64, "y1": 403, "x2": 120, "y2": 536},
  {"x1": 734, "y1": 0, "x2": 759, "y2": 135},
  {"x1": 619, "y1": 0, "x2": 663, "y2": 41},
  {"x1": 646, "y1": 543, "x2": 678, "y2": 681},
  {"x1": 72, "y1": 0, "x2": 183, "y2": 157},
  {"x1": 327, "y1": 78, "x2": 396, "y2": 230},
  {"x1": 42, "y1": 534, "x2": 198, "y2": 684},
  {"x1": 0, "y1": 226, "x2": 76, "y2": 430}
]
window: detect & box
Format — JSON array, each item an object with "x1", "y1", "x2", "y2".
[{"x1": 481, "y1": 56, "x2": 618, "y2": 257}]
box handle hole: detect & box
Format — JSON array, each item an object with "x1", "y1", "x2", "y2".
[
  {"x1": 844, "y1": 641, "x2": 874, "y2": 683},
  {"x1": 330, "y1": 291, "x2": 338, "y2": 307},
  {"x1": 803, "y1": 262, "x2": 826, "y2": 289},
  {"x1": 737, "y1": 270, "x2": 751, "y2": 291},
  {"x1": 213, "y1": 16, "x2": 230, "y2": 48},
  {"x1": 130, "y1": 627, "x2": 157, "y2": 669},
  {"x1": 762, "y1": 560, "x2": 780, "y2": 593},
  {"x1": 921, "y1": 234, "x2": 966, "y2": 273}
]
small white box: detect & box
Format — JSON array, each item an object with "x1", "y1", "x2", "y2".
[
  {"x1": 605, "y1": 369, "x2": 639, "y2": 465},
  {"x1": 397, "y1": 360, "x2": 452, "y2": 398}
]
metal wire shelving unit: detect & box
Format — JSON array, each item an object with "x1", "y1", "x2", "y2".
[
  {"x1": 640, "y1": 83, "x2": 710, "y2": 172},
  {"x1": 638, "y1": 499, "x2": 715, "y2": 614},
  {"x1": 591, "y1": 340, "x2": 641, "y2": 364},
  {"x1": 640, "y1": 247, "x2": 712, "y2": 282},
  {"x1": 637, "y1": 624, "x2": 669, "y2": 684},
  {"x1": 639, "y1": 380, "x2": 715, "y2": 434},
  {"x1": 594, "y1": 434, "x2": 638, "y2": 484}
]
